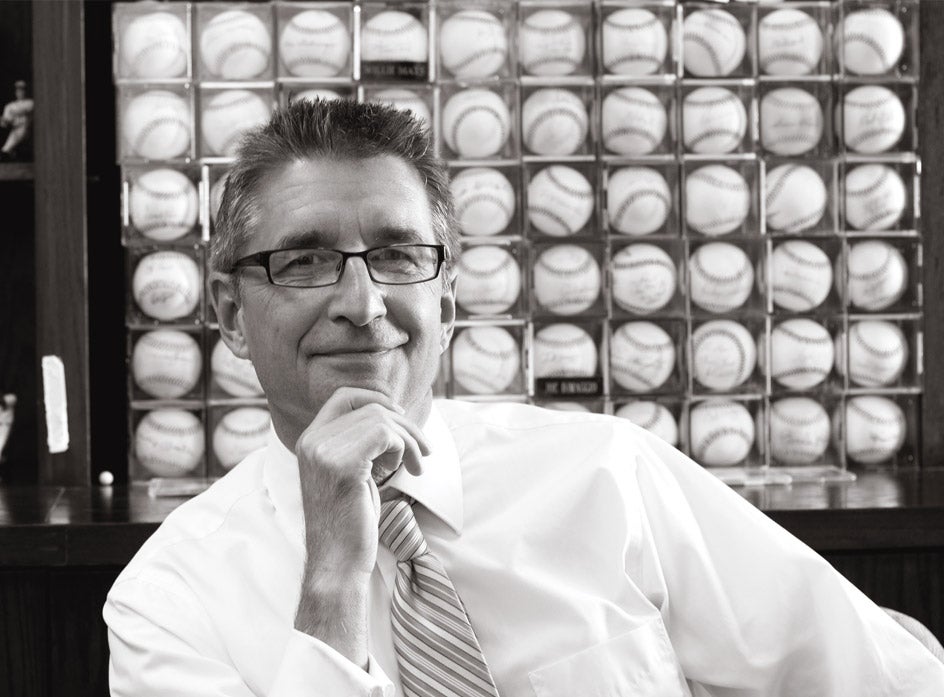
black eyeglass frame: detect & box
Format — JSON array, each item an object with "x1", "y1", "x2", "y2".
[{"x1": 230, "y1": 243, "x2": 448, "y2": 288}]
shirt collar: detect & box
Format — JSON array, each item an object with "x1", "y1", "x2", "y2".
[{"x1": 263, "y1": 402, "x2": 463, "y2": 540}]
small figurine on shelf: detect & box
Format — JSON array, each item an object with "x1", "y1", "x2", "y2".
[
  {"x1": 0, "y1": 80, "x2": 33, "y2": 161},
  {"x1": 0, "y1": 394, "x2": 16, "y2": 467}
]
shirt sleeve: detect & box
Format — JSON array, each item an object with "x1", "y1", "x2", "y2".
[
  {"x1": 104, "y1": 577, "x2": 395, "y2": 697},
  {"x1": 626, "y1": 430, "x2": 944, "y2": 697}
]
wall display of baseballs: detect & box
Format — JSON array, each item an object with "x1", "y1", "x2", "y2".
[{"x1": 112, "y1": 1, "x2": 924, "y2": 483}]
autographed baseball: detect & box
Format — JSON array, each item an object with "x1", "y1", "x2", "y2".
[
  {"x1": 122, "y1": 90, "x2": 191, "y2": 161},
  {"x1": 838, "y1": 395, "x2": 906, "y2": 465},
  {"x1": 615, "y1": 401, "x2": 678, "y2": 447},
  {"x1": 768, "y1": 240, "x2": 833, "y2": 312},
  {"x1": 360, "y1": 10, "x2": 428, "y2": 63},
  {"x1": 456, "y1": 245, "x2": 521, "y2": 315},
  {"x1": 439, "y1": 10, "x2": 507, "y2": 79},
  {"x1": 607, "y1": 167, "x2": 672, "y2": 236},
  {"x1": 278, "y1": 10, "x2": 350, "y2": 77},
  {"x1": 683, "y1": 87, "x2": 747, "y2": 154},
  {"x1": 370, "y1": 88, "x2": 431, "y2": 129},
  {"x1": 533, "y1": 245, "x2": 601, "y2": 316},
  {"x1": 765, "y1": 164, "x2": 828, "y2": 233},
  {"x1": 132, "y1": 251, "x2": 201, "y2": 322},
  {"x1": 844, "y1": 164, "x2": 907, "y2": 231},
  {"x1": 527, "y1": 165, "x2": 593, "y2": 237},
  {"x1": 684, "y1": 165, "x2": 750, "y2": 236},
  {"x1": 132, "y1": 330, "x2": 202, "y2": 400},
  {"x1": 843, "y1": 240, "x2": 908, "y2": 311},
  {"x1": 211, "y1": 338, "x2": 264, "y2": 398},
  {"x1": 521, "y1": 88, "x2": 589, "y2": 156},
  {"x1": 610, "y1": 243, "x2": 677, "y2": 315},
  {"x1": 119, "y1": 11, "x2": 189, "y2": 79},
  {"x1": 533, "y1": 323, "x2": 598, "y2": 378},
  {"x1": 688, "y1": 242, "x2": 754, "y2": 314},
  {"x1": 129, "y1": 169, "x2": 198, "y2": 242},
  {"x1": 840, "y1": 85, "x2": 906, "y2": 154},
  {"x1": 200, "y1": 89, "x2": 271, "y2": 157},
  {"x1": 451, "y1": 167, "x2": 515, "y2": 236},
  {"x1": 519, "y1": 9, "x2": 586, "y2": 76},
  {"x1": 769, "y1": 397, "x2": 831, "y2": 465},
  {"x1": 758, "y1": 318, "x2": 834, "y2": 390},
  {"x1": 840, "y1": 8, "x2": 905, "y2": 76},
  {"x1": 758, "y1": 8, "x2": 824, "y2": 76},
  {"x1": 683, "y1": 9, "x2": 746, "y2": 77},
  {"x1": 451, "y1": 326, "x2": 520, "y2": 394},
  {"x1": 212, "y1": 407, "x2": 271, "y2": 470},
  {"x1": 760, "y1": 87, "x2": 824, "y2": 156},
  {"x1": 602, "y1": 8, "x2": 668, "y2": 76},
  {"x1": 135, "y1": 409, "x2": 204, "y2": 477},
  {"x1": 442, "y1": 88, "x2": 511, "y2": 159},
  {"x1": 610, "y1": 321, "x2": 676, "y2": 393},
  {"x1": 199, "y1": 9, "x2": 271, "y2": 79},
  {"x1": 602, "y1": 87, "x2": 668, "y2": 156},
  {"x1": 691, "y1": 320, "x2": 756, "y2": 392},
  {"x1": 688, "y1": 400, "x2": 755, "y2": 467},
  {"x1": 835, "y1": 320, "x2": 908, "y2": 388}
]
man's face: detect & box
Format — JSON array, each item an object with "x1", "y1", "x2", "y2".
[{"x1": 215, "y1": 155, "x2": 455, "y2": 441}]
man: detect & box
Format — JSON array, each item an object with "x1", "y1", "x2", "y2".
[{"x1": 104, "y1": 99, "x2": 944, "y2": 696}]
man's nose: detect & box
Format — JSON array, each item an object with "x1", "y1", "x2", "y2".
[{"x1": 326, "y1": 255, "x2": 387, "y2": 326}]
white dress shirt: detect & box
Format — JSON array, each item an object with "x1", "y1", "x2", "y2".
[{"x1": 104, "y1": 400, "x2": 944, "y2": 696}]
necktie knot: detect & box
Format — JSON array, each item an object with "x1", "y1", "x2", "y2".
[{"x1": 379, "y1": 496, "x2": 428, "y2": 562}]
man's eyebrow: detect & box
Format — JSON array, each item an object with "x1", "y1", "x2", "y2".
[
  {"x1": 276, "y1": 226, "x2": 427, "y2": 250},
  {"x1": 278, "y1": 229, "x2": 330, "y2": 249},
  {"x1": 372, "y1": 226, "x2": 427, "y2": 245}
]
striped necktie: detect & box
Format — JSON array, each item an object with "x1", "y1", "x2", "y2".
[{"x1": 378, "y1": 495, "x2": 501, "y2": 697}]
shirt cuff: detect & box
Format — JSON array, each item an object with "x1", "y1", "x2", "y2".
[{"x1": 268, "y1": 629, "x2": 395, "y2": 697}]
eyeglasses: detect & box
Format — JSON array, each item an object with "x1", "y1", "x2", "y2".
[{"x1": 231, "y1": 243, "x2": 447, "y2": 288}]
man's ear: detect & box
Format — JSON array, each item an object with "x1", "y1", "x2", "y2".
[
  {"x1": 440, "y1": 269, "x2": 458, "y2": 353},
  {"x1": 209, "y1": 271, "x2": 251, "y2": 360}
]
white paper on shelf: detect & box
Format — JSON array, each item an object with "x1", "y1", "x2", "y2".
[{"x1": 41, "y1": 355, "x2": 69, "y2": 453}]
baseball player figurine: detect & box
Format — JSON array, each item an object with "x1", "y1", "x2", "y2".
[
  {"x1": 0, "y1": 81, "x2": 33, "y2": 161},
  {"x1": 0, "y1": 394, "x2": 16, "y2": 469}
]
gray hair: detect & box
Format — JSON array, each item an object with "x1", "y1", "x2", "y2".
[{"x1": 211, "y1": 98, "x2": 459, "y2": 286}]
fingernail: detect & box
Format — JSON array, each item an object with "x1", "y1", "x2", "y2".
[{"x1": 394, "y1": 403, "x2": 406, "y2": 414}]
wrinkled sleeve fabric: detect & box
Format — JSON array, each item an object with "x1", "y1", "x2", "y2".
[
  {"x1": 104, "y1": 577, "x2": 394, "y2": 697},
  {"x1": 625, "y1": 429, "x2": 944, "y2": 697}
]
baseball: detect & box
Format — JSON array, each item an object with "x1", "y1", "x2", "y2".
[
  {"x1": 201, "y1": 90, "x2": 271, "y2": 158},
  {"x1": 768, "y1": 240, "x2": 833, "y2": 312},
  {"x1": 370, "y1": 88, "x2": 431, "y2": 129},
  {"x1": 602, "y1": 8, "x2": 668, "y2": 76},
  {"x1": 211, "y1": 338, "x2": 264, "y2": 398},
  {"x1": 683, "y1": 9, "x2": 746, "y2": 77},
  {"x1": 688, "y1": 400, "x2": 755, "y2": 467},
  {"x1": 760, "y1": 87, "x2": 824, "y2": 156},
  {"x1": 209, "y1": 171, "x2": 229, "y2": 227},
  {"x1": 768, "y1": 397, "x2": 831, "y2": 465},
  {"x1": 451, "y1": 167, "x2": 515, "y2": 236},
  {"x1": 840, "y1": 8, "x2": 905, "y2": 76},
  {"x1": 132, "y1": 330, "x2": 202, "y2": 400},
  {"x1": 533, "y1": 245, "x2": 601, "y2": 316},
  {"x1": 278, "y1": 10, "x2": 349, "y2": 78},
  {"x1": 839, "y1": 395, "x2": 906, "y2": 465},
  {"x1": 533, "y1": 323, "x2": 598, "y2": 378},
  {"x1": 134, "y1": 409, "x2": 204, "y2": 477},
  {"x1": 199, "y1": 9, "x2": 271, "y2": 79},
  {"x1": 456, "y1": 245, "x2": 521, "y2": 315},
  {"x1": 213, "y1": 407, "x2": 271, "y2": 470},
  {"x1": 132, "y1": 251, "x2": 201, "y2": 322},
  {"x1": 129, "y1": 168, "x2": 198, "y2": 242},
  {"x1": 610, "y1": 243, "x2": 677, "y2": 315},
  {"x1": 439, "y1": 10, "x2": 507, "y2": 79},
  {"x1": 691, "y1": 320, "x2": 756, "y2": 392},
  {"x1": 360, "y1": 10, "x2": 428, "y2": 63},
  {"x1": 682, "y1": 87, "x2": 747, "y2": 154},
  {"x1": 843, "y1": 240, "x2": 908, "y2": 311},
  {"x1": 840, "y1": 85, "x2": 906, "y2": 154},
  {"x1": 610, "y1": 322, "x2": 676, "y2": 393},
  {"x1": 450, "y1": 326, "x2": 520, "y2": 394},
  {"x1": 835, "y1": 320, "x2": 908, "y2": 388},
  {"x1": 122, "y1": 90, "x2": 191, "y2": 161},
  {"x1": 615, "y1": 401, "x2": 678, "y2": 447},
  {"x1": 758, "y1": 9, "x2": 824, "y2": 76},
  {"x1": 765, "y1": 164, "x2": 828, "y2": 233},
  {"x1": 688, "y1": 242, "x2": 754, "y2": 314},
  {"x1": 519, "y1": 9, "x2": 586, "y2": 76},
  {"x1": 844, "y1": 164, "x2": 907, "y2": 231},
  {"x1": 758, "y1": 318, "x2": 834, "y2": 390},
  {"x1": 684, "y1": 165, "x2": 750, "y2": 236},
  {"x1": 521, "y1": 88, "x2": 589, "y2": 156},
  {"x1": 527, "y1": 165, "x2": 593, "y2": 237},
  {"x1": 441, "y1": 88, "x2": 511, "y2": 159},
  {"x1": 607, "y1": 167, "x2": 671, "y2": 236},
  {"x1": 119, "y1": 11, "x2": 189, "y2": 79},
  {"x1": 602, "y1": 87, "x2": 668, "y2": 156}
]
